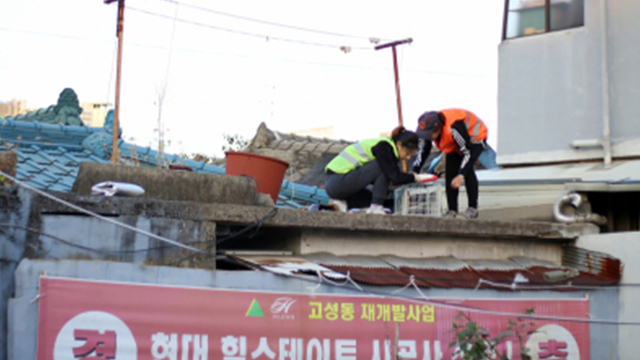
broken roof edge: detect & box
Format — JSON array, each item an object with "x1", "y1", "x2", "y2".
[
  {"x1": 36, "y1": 192, "x2": 599, "y2": 240},
  {"x1": 236, "y1": 253, "x2": 621, "y2": 290}
]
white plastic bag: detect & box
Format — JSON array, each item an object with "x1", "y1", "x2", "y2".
[{"x1": 91, "y1": 181, "x2": 145, "y2": 197}]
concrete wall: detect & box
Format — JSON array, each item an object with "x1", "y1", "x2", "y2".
[
  {"x1": 498, "y1": 0, "x2": 640, "y2": 165},
  {"x1": 299, "y1": 229, "x2": 564, "y2": 263},
  {"x1": 38, "y1": 214, "x2": 216, "y2": 266},
  {"x1": 8, "y1": 259, "x2": 616, "y2": 360},
  {"x1": 0, "y1": 188, "x2": 32, "y2": 360},
  {"x1": 0, "y1": 188, "x2": 217, "y2": 360},
  {"x1": 577, "y1": 231, "x2": 640, "y2": 360}
]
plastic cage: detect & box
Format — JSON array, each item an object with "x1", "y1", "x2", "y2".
[{"x1": 394, "y1": 182, "x2": 444, "y2": 216}]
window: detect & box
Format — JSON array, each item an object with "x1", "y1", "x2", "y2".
[{"x1": 503, "y1": 0, "x2": 584, "y2": 39}]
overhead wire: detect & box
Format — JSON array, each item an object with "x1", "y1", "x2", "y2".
[
  {"x1": 0, "y1": 223, "x2": 202, "y2": 256},
  {"x1": 325, "y1": 269, "x2": 624, "y2": 290},
  {"x1": 285, "y1": 269, "x2": 640, "y2": 326},
  {"x1": 150, "y1": 0, "x2": 385, "y2": 42},
  {"x1": 0, "y1": 27, "x2": 489, "y2": 78},
  {"x1": 126, "y1": 6, "x2": 373, "y2": 51},
  {"x1": 105, "y1": 39, "x2": 118, "y2": 104}
]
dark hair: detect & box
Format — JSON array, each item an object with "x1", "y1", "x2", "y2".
[{"x1": 391, "y1": 126, "x2": 419, "y2": 150}]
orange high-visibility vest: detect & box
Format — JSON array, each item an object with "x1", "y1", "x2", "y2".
[{"x1": 435, "y1": 109, "x2": 488, "y2": 154}]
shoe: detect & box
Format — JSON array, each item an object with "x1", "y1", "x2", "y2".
[
  {"x1": 366, "y1": 205, "x2": 387, "y2": 215},
  {"x1": 328, "y1": 199, "x2": 348, "y2": 212},
  {"x1": 460, "y1": 207, "x2": 479, "y2": 219},
  {"x1": 443, "y1": 210, "x2": 458, "y2": 219}
]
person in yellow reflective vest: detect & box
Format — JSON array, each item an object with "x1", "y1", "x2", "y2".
[{"x1": 324, "y1": 127, "x2": 421, "y2": 214}]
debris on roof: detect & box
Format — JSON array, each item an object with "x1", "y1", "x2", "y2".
[
  {"x1": 562, "y1": 245, "x2": 623, "y2": 283},
  {"x1": 229, "y1": 254, "x2": 346, "y2": 280},
  {"x1": 239, "y1": 252, "x2": 622, "y2": 290}
]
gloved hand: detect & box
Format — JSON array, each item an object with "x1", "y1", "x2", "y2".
[{"x1": 414, "y1": 173, "x2": 438, "y2": 183}]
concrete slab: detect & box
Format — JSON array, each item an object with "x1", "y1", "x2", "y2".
[
  {"x1": 41, "y1": 192, "x2": 599, "y2": 241},
  {"x1": 71, "y1": 162, "x2": 258, "y2": 205}
]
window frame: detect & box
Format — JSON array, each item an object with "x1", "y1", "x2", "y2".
[{"x1": 502, "y1": 0, "x2": 563, "y2": 40}]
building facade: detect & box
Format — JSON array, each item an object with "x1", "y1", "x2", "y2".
[
  {"x1": 80, "y1": 101, "x2": 111, "y2": 127},
  {"x1": 498, "y1": 0, "x2": 640, "y2": 165},
  {"x1": 0, "y1": 99, "x2": 27, "y2": 118}
]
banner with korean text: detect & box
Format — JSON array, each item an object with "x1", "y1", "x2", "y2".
[{"x1": 37, "y1": 277, "x2": 590, "y2": 360}]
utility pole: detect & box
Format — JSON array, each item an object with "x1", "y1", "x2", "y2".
[
  {"x1": 375, "y1": 38, "x2": 413, "y2": 128},
  {"x1": 105, "y1": 0, "x2": 125, "y2": 164},
  {"x1": 375, "y1": 38, "x2": 413, "y2": 171}
]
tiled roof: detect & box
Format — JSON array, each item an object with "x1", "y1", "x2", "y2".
[
  {"x1": 233, "y1": 252, "x2": 622, "y2": 290},
  {"x1": 0, "y1": 144, "x2": 110, "y2": 192},
  {"x1": 244, "y1": 122, "x2": 351, "y2": 184},
  {"x1": 1, "y1": 93, "x2": 330, "y2": 206},
  {"x1": 0, "y1": 118, "x2": 100, "y2": 148}
]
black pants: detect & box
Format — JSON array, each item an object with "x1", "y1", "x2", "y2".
[
  {"x1": 325, "y1": 161, "x2": 390, "y2": 208},
  {"x1": 445, "y1": 144, "x2": 484, "y2": 212}
]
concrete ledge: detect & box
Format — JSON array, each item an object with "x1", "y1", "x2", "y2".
[
  {"x1": 41, "y1": 192, "x2": 599, "y2": 240},
  {"x1": 71, "y1": 162, "x2": 257, "y2": 205}
]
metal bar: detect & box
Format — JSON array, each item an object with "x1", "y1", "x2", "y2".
[
  {"x1": 502, "y1": 0, "x2": 510, "y2": 40},
  {"x1": 545, "y1": 0, "x2": 551, "y2": 32},
  {"x1": 374, "y1": 38, "x2": 412, "y2": 51},
  {"x1": 375, "y1": 38, "x2": 412, "y2": 172},
  {"x1": 600, "y1": 0, "x2": 612, "y2": 166},
  {"x1": 112, "y1": 0, "x2": 125, "y2": 164},
  {"x1": 392, "y1": 46, "x2": 403, "y2": 127}
]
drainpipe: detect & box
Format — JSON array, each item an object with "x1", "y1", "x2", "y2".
[
  {"x1": 600, "y1": 0, "x2": 612, "y2": 166},
  {"x1": 570, "y1": 0, "x2": 612, "y2": 166}
]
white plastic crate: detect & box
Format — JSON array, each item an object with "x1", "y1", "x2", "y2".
[{"x1": 394, "y1": 182, "x2": 444, "y2": 216}]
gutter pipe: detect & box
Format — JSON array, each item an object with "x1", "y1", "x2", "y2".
[
  {"x1": 553, "y1": 192, "x2": 607, "y2": 225},
  {"x1": 570, "y1": 0, "x2": 612, "y2": 166}
]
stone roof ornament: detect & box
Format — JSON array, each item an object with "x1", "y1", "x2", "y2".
[{"x1": 5, "y1": 88, "x2": 84, "y2": 126}]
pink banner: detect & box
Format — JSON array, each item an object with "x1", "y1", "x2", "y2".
[{"x1": 37, "y1": 277, "x2": 590, "y2": 360}]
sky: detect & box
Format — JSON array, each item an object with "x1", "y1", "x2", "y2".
[{"x1": 0, "y1": 0, "x2": 504, "y2": 157}]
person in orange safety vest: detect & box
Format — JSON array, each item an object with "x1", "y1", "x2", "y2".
[{"x1": 413, "y1": 109, "x2": 488, "y2": 219}]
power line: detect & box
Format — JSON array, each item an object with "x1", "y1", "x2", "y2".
[
  {"x1": 0, "y1": 223, "x2": 175, "y2": 255},
  {"x1": 0, "y1": 26, "x2": 490, "y2": 78},
  {"x1": 127, "y1": 6, "x2": 372, "y2": 51},
  {"x1": 291, "y1": 271, "x2": 640, "y2": 326},
  {"x1": 150, "y1": 0, "x2": 385, "y2": 42}
]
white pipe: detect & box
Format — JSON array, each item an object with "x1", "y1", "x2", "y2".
[
  {"x1": 600, "y1": 0, "x2": 612, "y2": 166},
  {"x1": 553, "y1": 192, "x2": 607, "y2": 225},
  {"x1": 570, "y1": 139, "x2": 601, "y2": 148},
  {"x1": 553, "y1": 193, "x2": 583, "y2": 223}
]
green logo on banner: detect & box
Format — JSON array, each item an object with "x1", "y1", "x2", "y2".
[{"x1": 246, "y1": 299, "x2": 264, "y2": 317}]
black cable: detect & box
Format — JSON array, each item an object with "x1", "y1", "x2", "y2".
[
  {"x1": 0, "y1": 223, "x2": 224, "y2": 259},
  {"x1": 217, "y1": 207, "x2": 278, "y2": 245},
  {"x1": 169, "y1": 207, "x2": 278, "y2": 266}
]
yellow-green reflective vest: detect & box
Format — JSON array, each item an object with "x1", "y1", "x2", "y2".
[{"x1": 325, "y1": 137, "x2": 399, "y2": 174}]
